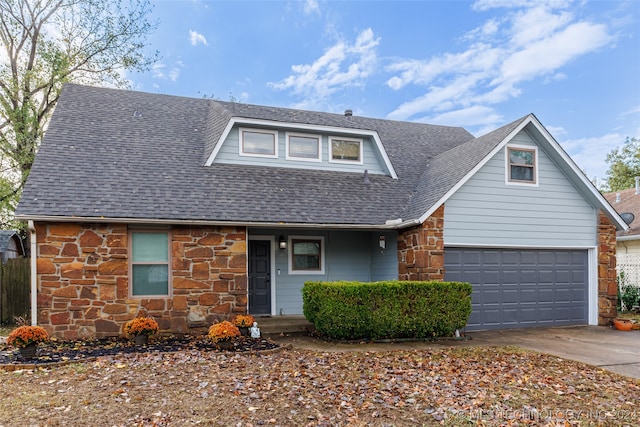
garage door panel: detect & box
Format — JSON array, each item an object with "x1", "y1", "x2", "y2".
[
  {"x1": 520, "y1": 289, "x2": 538, "y2": 303},
  {"x1": 445, "y1": 248, "x2": 588, "y2": 331},
  {"x1": 519, "y1": 307, "x2": 538, "y2": 322},
  {"x1": 501, "y1": 289, "x2": 520, "y2": 304}
]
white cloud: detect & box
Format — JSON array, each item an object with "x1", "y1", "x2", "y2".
[
  {"x1": 498, "y1": 21, "x2": 611, "y2": 83},
  {"x1": 545, "y1": 125, "x2": 566, "y2": 136},
  {"x1": 189, "y1": 30, "x2": 208, "y2": 46},
  {"x1": 386, "y1": 1, "x2": 615, "y2": 129},
  {"x1": 560, "y1": 133, "x2": 623, "y2": 180},
  {"x1": 151, "y1": 61, "x2": 184, "y2": 82},
  {"x1": 269, "y1": 28, "x2": 380, "y2": 110},
  {"x1": 303, "y1": 0, "x2": 320, "y2": 15},
  {"x1": 419, "y1": 105, "x2": 504, "y2": 134}
]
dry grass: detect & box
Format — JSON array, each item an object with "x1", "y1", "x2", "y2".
[
  {"x1": 0, "y1": 346, "x2": 638, "y2": 426},
  {"x1": 618, "y1": 311, "x2": 640, "y2": 322}
]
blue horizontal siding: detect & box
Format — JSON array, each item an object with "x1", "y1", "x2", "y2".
[
  {"x1": 215, "y1": 127, "x2": 387, "y2": 175},
  {"x1": 444, "y1": 130, "x2": 596, "y2": 247},
  {"x1": 249, "y1": 228, "x2": 398, "y2": 315}
]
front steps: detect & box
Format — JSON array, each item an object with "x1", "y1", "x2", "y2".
[{"x1": 253, "y1": 315, "x2": 314, "y2": 337}]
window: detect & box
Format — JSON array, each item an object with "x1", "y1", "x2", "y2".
[
  {"x1": 329, "y1": 137, "x2": 363, "y2": 164},
  {"x1": 240, "y1": 128, "x2": 278, "y2": 158},
  {"x1": 286, "y1": 133, "x2": 321, "y2": 161},
  {"x1": 288, "y1": 236, "x2": 325, "y2": 274},
  {"x1": 130, "y1": 231, "x2": 170, "y2": 296},
  {"x1": 507, "y1": 146, "x2": 537, "y2": 184}
]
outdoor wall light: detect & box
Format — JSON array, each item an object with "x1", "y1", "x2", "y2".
[
  {"x1": 379, "y1": 235, "x2": 386, "y2": 250},
  {"x1": 279, "y1": 236, "x2": 287, "y2": 250}
]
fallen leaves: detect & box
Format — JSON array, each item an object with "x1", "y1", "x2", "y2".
[{"x1": 0, "y1": 346, "x2": 638, "y2": 426}]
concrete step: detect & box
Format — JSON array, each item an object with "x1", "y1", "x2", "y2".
[{"x1": 254, "y1": 315, "x2": 315, "y2": 336}]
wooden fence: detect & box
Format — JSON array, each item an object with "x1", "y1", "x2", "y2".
[{"x1": 0, "y1": 258, "x2": 30, "y2": 323}]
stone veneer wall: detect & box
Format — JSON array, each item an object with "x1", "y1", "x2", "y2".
[
  {"x1": 396, "y1": 207, "x2": 618, "y2": 326},
  {"x1": 35, "y1": 222, "x2": 247, "y2": 339},
  {"x1": 397, "y1": 205, "x2": 445, "y2": 281},
  {"x1": 597, "y1": 211, "x2": 618, "y2": 325}
]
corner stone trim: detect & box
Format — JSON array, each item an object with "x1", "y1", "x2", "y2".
[
  {"x1": 35, "y1": 222, "x2": 248, "y2": 339},
  {"x1": 597, "y1": 211, "x2": 617, "y2": 326},
  {"x1": 397, "y1": 205, "x2": 445, "y2": 281}
]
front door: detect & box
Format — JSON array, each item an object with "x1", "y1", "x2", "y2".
[{"x1": 248, "y1": 240, "x2": 271, "y2": 315}]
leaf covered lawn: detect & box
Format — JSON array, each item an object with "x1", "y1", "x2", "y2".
[{"x1": 0, "y1": 346, "x2": 638, "y2": 426}]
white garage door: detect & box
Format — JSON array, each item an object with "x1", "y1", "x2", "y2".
[{"x1": 444, "y1": 248, "x2": 589, "y2": 331}]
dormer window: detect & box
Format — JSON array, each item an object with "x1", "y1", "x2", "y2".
[
  {"x1": 240, "y1": 128, "x2": 278, "y2": 158},
  {"x1": 330, "y1": 137, "x2": 363, "y2": 164},
  {"x1": 286, "y1": 133, "x2": 321, "y2": 162},
  {"x1": 507, "y1": 146, "x2": 537, "y2": 185}
]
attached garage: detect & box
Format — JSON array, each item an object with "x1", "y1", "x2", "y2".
[{"x1": 444, "y1": 248, "x2": 589, "y2": 331}]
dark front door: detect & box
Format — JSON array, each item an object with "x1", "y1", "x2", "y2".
[{"x1": 248, "y1": 240, "x2": 271, "y2": 315}]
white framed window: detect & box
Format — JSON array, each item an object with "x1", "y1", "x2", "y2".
[
  {"x1": 129, "y1": 230, "x2": 171, "y2": 297},
  {"x1": 506, "y1": 145, "x2": 538, "y2": 185},
  {"x1": 286, "y1": 132, "x2": 321, "y2": 162},
  {"x1": 329, "y1": 137, "x2": 363, "y2": 164},
  {"x1": 288, "y1": 236, "x2": 325, "y2": 275},
  {"x1": 239, "y1": 128, "x2": 278, "y2": 158}
]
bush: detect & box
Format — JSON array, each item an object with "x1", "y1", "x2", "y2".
[
  {"x1": 302, "y1": 281, "x2": 472, "y2": 340},
  {"x1": 617, "y1": 272, "x2": 640, "y2": 311},
  {"x1": 619, "y1": 286, "x2": 640, "y2": 311}
]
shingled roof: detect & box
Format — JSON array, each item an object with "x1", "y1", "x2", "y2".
[
  {"x1": 603, "y1": 187, "x2": 640, "y2": 238},
  {"x1": 17, "y1": 84, "x2": 523, "y2": 227}
]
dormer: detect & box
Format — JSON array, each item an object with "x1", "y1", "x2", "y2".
[{"x1": 204, "y1": 116, "x2": 398, "y2": 179}]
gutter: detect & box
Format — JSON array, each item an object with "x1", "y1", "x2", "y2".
[
  {"x1": 17, "y1": 214, "x2": 424, "y2": 231},
  {"x1": 28, "y1": 220, "x2": 37, "y2": 326},
  {"x1": 616, "y1": 234, "x2": 640, "y2": 242}
]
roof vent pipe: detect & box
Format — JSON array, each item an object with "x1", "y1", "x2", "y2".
[
  {"x1": 344, "y1": 109, "x2": 353, "y2": 117},
  {"x1": 636, "y1": 177, "x2": 640, "y2": 195},
  {"x1": 363, "y1": 169, "x2": 371, "y2": 185},
  {"x1": 616, "y1": 193, "x2": 621, "y2": 203}
]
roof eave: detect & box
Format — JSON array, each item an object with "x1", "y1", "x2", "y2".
[
  {"x1": 16, "y1": 214, "x2": 407, "y2": 230},
  {"x1": 413, "y1": 114, "x2": 630, "y2": 231}
]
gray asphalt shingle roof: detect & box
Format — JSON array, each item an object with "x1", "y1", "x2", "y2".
[{"x1": 16, "y1": 84, "x2": 517, "y2": 226}]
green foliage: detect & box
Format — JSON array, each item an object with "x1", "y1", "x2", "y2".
[
  {"x1": 302, "y1": 281, "x2": 472, "y2": 340},
  {"x1": 0, "y1": 0, "x2": 159, "y2": 224},
  {"x1": 617, "y1": 272, "x2": 640, "y2": 311},
  {"x1": 604, "y1": 137, "x2": 640, "y2": 192}
]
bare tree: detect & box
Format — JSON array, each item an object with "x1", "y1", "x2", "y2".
[{"x1": 0, "y1": 0, "x2": 158, "y2": 227}]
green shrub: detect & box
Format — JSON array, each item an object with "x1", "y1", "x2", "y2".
[
  {"x1": 302, "y1": 280, "x2": 472, "y2": 340},
  {"x1": 617, "y1": 271, "x2": 640, "y2": 311}
]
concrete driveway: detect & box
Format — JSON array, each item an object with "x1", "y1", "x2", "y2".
[
  {"x1": 273, "y1": 326, "x2": 640, "y2": 379},
  {"x1": 468, "y1": 326, "x2": 640, "y2": 379}
]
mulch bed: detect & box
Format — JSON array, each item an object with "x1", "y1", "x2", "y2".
[{"x1": 0, "y1": 335, "x2": 279, "y2": 366}]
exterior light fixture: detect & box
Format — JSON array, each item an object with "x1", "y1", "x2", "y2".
[
  {"x1": 279, "y1": 236, "x2": 287, "y2": 250},
  {"x1": 379, "y1": 235, "x2": 386, "y2": 250}
]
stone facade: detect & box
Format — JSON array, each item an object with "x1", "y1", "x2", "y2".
[
  {"x1": 396, "y1": 206, "x2": 619, "y2": 326},
  {"x1": 397, "y1": 205, "x2": 445, "y2": 281},
  {"x1": 35, "y1": 222, "x2": 247, "y2": 339},
  {"x1": 597, "y1": 211, "x2": 618, "y2": 325}
]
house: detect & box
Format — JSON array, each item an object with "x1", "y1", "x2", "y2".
[
  {"x1": 0, "y1": 230, "x2": 26, "y2": 262},
  {"x1": 603, "y1": 183, "x2": 640, "y2": 293},
  {"x1": 16, "y1": 84, "x2": 625, "y2": 339}
]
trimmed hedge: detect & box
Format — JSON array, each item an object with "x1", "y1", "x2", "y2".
[{"x1": 302, "y1": 281, "x2": 472, "y2": 340}]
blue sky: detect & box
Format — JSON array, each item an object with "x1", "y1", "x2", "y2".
[{"x1": 131, "y1": 0, "x2": 640, "y2": 185}]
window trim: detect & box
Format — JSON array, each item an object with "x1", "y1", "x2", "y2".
[
  {"x1": 329, "y1": 137, "x2": 363, "y2": 165},
  {"x1": 287, "y1": 235, "x2": 325, "y2": 275},
  {"x1": 505, "y1": 145, "x2": 538, "y2": 186},
  {"x1": 285, "y1": 132, "x2": 322, "y2": 162},
  {"x1": 239, "y1": 128, "x2": 279, "y2": 158},
  {"x1": 128, "y1": 229, "x2": 172, "y2": 298}
]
